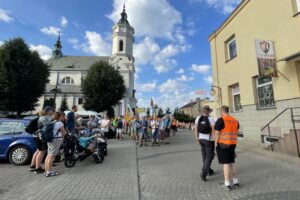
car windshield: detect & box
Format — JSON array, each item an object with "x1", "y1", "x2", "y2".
[{"x1": 0, "y1": 121, "x2": 26, "y2": 135}]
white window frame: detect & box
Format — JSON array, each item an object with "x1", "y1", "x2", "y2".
[
  {"x1": 61, "y1": 77, "x2": 75, "y2": 85},
  {"x1": 256, "y1": 77, "x2": 276, "y2": 109},
  {"x1": 232, "y1": 84, "x2": 242, "y2": 112},
  {"x1": 226, "y1": 37, "x2": 237, "y2": 60},
  {"x1": 297, "y1": 0, "x2": 300, "y2": 12}
]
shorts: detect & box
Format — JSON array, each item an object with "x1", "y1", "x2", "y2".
[
  {"x1": 34, "y1": 137, "x2": 47, "y2": 151},
  {"x1": 117, "y1": 129, "x2": 123, "y2": 134},
  {"x1": 137, "y1": 128, "x2": 143, "y2": 138},
  {"x1": 47, "y1": 138, "x2": 63, "y2": 156},
  {"x1": 216, "y1": 144, "x2": 236, "y2": 164},
  {"x1": 152, "y1": 128, "x2": 159, "y2": 139}
]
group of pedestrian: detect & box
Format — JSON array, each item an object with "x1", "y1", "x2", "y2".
[
  {"x1": 195, "y1": 105, "x2": 240, "y2": 191},
  {"x1": 128, "y1": 115, "x2": 177, "y2": 147},
  {"x1": 29, "y1": 106, "x2": 68, "y2": 177}
]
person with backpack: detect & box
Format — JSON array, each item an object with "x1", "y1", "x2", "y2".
[
  {"x1": 194, "y1": 105, "x2": 215, "y2": 182},
  {"x1": 28, "y1": 106, "x2": 54, "y2": 174},
  {"x1": 44, "y1": 111, "x2": 67, "y2": 177}
]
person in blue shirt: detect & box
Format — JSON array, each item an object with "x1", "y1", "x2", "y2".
[
  {"x1": 67, "y1": 105, "x2": 78, "y2": 133},
  {"x1": 139, "y1": 117, "x2": 148, "y2": 147}
]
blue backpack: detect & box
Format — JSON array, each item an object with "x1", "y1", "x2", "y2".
[{"x1": 39, "y1": 122, "x2": 58, "y2": 142}]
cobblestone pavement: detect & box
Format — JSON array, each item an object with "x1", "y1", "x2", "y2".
[
  {"x1": 0, "y1": 139, "x2": 139, "y2": 200},
  {"x1": 137, "y1": 130, "x2": 300, "y2": 200},
  {"x1": 1, "y1": 130, "x2": 300, "y2": 200}
]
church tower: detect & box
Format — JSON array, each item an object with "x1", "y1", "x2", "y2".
[
  {"x1": 52, "y1": 33, "x2": 63, "y2": 58},
  {"x1": 112, "y1": 5, "x2": 135, "y2": 59},
  {"x1": 110, "y1": 4, "x2": 136, "y2": 116}
]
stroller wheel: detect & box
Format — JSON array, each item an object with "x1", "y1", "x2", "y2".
[
  {"x1": 93, "y1": 153, "x2": 104, "y2": 164},
  {"x1": 65, "y1": 157, "x2": 76, "y2": 168}
]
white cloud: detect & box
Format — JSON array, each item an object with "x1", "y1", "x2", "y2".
[
  {"x1": 0, "y1": 8, "x2": 13, "y2": 23},
  {"x1": 159, "y1": 79, "x2": 186, "y2": 93},
  {"x1": 134, "y1": 38, "x2": 190, "y2": 74},
  {"x1": 191, "y1": 64, "x2": 211, "y2": 74},
  {"x1": 108, "y1": 0, "x2": 182, "y2": 39},
  {"x1": 136, "y1": 81, "x2": 157, "y2": 92},
  {"x1": 60, "y1": 16, "x2": 68, "y2": 27},
  {"x1": 203, "y1": 75, "x2": 213, "y2": 84},
  {"x1": 0, "y1": 41, "x2": 3, "y2": 47},
  {"x1": 29, "y1": 44, "x2": 52, "y2": 60},
  {"x1": 68, "y1": 38, "x2": 83, "y2": 50},
  {"x1": 40, "y1": 26, "x2": 61, "y2": 36},
  {"x1": 176, "y1": 68, "x2": 184, "y2": 74},
  {"x1": 83, "y1": 31, "x2": 111, "y2": 56},
  {"x1": 190, "y1": 0, "x2": 241, "y2": 14},
  {"x1": 134, "y1": 37, "x2": 160, "y2": 65},
  {"x1": 177, "y1": 75, "x2": 194, "y2": 82}
]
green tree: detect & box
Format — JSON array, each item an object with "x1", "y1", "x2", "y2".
[
  {"x1": 106, "y1": 106, "x2": 115, "y2": 118},
  {"x1": 81, "y1": 61, "x2": 126, "y2": 112},
  {"x1": 60, "y1": 94, "x2": 69, "y2": 112},
  {"x1": 165, "y1": 107, "x2": 171, "y2": 115},
  {"x1": 43, "y1": 98, "x2": 55, "y2": 108},
  {"x1": 146, "y1": 107, "x2": 150, "y2": 117},
  {"x1": 157, "y1": 107, "x2": 165, "y2": 118},
  {"x1": 0, "y1": 38, "x2": 49, "y2": 117}
]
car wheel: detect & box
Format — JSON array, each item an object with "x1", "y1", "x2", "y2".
[{"x1": 9, "y1": 145, "x2": 31, "y2": 166}]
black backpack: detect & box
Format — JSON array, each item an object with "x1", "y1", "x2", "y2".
[{"x1": 197, "y1": 116, "x2": 211, "y2": 134}]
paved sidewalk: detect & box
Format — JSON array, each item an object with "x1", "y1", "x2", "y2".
[
  {"x1": 137, "y1": 130, "x2": 300, "y2": 200},
  {"x1": 0, "y1": 139, "x2": 139, "y2": 200}
]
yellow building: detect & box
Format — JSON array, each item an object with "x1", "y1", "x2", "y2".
[
  {"x1": 180, "y1": 98, "x2": 217, "y2": 119},
  {"x1": 209, "y1": 0, "x2": 300, "y2": 155}
]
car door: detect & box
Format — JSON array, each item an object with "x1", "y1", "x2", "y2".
[{"x1": 0, "y1": 121, "x2": 18, "y2": 157}]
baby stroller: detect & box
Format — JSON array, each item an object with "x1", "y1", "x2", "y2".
[
  {"x1": 92, "y1": 128, "x2": 108, "y2": 156},
  {"x1": 63, "y1": 132, "x2": 105, "y2": 168}
]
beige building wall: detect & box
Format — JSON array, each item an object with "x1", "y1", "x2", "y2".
[{"x1": 209, "y1": 0, "x2": 300, "y2": 144}]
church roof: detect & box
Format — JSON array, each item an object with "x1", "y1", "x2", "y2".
[
  {"x1": 47, "y1": 56, "x2": 110, "y2": 71},
  {"x1": 180, "y1": 102, "x2": 197, "y2": 109}
]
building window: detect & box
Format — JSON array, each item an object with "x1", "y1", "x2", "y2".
[
  {"x1": 78, "y1": 98, "x2": 84, "y2": 105},
  {"x1": 256, "y1": 76, "x2": 276, "y2": 109},
  {"x1": 61, "y1": 77, "x2": 74, "y2": 85},
  {"x1": 225, "y1": 36, "x2": 237, "y2": 61},
  {"x1": 292, "y1": 0, "x2": 300, "y2": 14},
  {"x1": 232, "y1": 84, "x2": 242, "y2": 112},
  {"x1": 119, "y1": 40, "x2": 124, "y2": 52}
]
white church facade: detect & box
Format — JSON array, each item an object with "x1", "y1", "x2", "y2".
[{"x1": 35, "y1": 6, "x2": 137, "y2": 116}]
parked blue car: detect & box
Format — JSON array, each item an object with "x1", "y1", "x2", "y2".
[{"x1": 0, "y1": 119, "x2": 36, "y2": 165}]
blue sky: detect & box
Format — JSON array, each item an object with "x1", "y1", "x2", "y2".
[{"x1": 0, "y1": 0, "x2": 241, "y2": 110}]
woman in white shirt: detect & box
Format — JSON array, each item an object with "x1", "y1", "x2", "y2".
[{"x1": 100, "y1": 116, "x2": 111, "y2": 140}]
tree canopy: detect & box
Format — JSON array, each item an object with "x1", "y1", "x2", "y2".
[
  {"x1": 0, "y1": 38, "x2": 49, "y2": 116},
  {"x1": 81, "y1": 61, "x2": 126, "y2": 112}
]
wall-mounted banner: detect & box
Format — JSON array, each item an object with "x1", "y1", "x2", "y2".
[{"x1": 255, "y1": 40, "x2": 278, "y2": 77}]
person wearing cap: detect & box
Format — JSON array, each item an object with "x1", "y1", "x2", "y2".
[
  {"x1": 28, "y1": 106, "x2": 54, "y2": 174},
  {"x1": 194, "y1": 105, "x2": 215, "y2": 182}
]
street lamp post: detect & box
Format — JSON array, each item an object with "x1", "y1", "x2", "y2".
[{"x1": 210, "y1": 85, "x2": 223, "y2": 108}]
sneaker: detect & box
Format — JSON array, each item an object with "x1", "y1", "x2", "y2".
[
  {"x1": 200, "y1": 174, "x2": 207, "y2": 182},
  {"x1": 45, "y1": 171, "x2": 59, "y2": 177},
  {"x1": 233, "y1": 183, "x2": 240, "y2": 189},
  {"x1": 224, "y1": 185, "x2": 232, "y2": 191},
  {"x1": 34, "y1": 168, "x2": 45, "y2": 174},
  {"x1": 28, "y1": 166, "x2": 36, "y2": 172}
]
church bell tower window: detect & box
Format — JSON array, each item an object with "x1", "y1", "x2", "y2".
[{"x1": 119, "y1": 40, "x2": 124, "y2": 52}]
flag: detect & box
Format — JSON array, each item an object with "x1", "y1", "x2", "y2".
[{"x1": 194, "y1": 90, "x2": 207, "y2": 95}]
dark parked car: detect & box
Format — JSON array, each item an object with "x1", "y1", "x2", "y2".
[{"x1": 0, "y1": 119, "x2": 36, "y2": 165}]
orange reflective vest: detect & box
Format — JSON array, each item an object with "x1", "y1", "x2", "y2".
[
  {"x1": 172, "y1": 119, "x2": 177, "y2": 126},
  {"x1": 219, "y1": 115, "x2": 239, "y2": 145}
]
